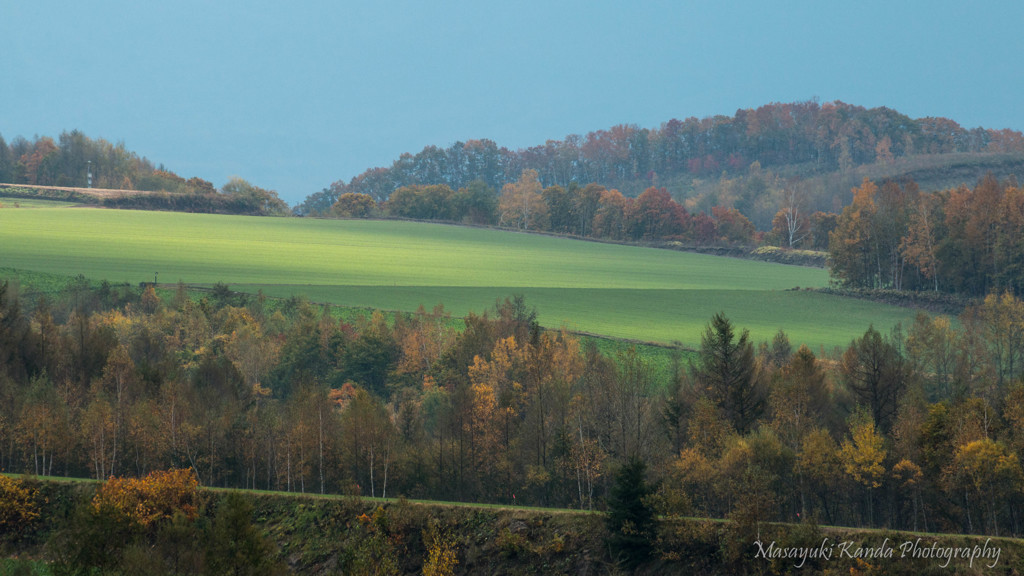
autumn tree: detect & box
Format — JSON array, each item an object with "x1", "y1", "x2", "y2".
[
  {"x1": 466, "y1": 335, "x2": 527, "y2": 497},
  {"x1": 937, "y1": 176, "x2": 1004, "y2": 296},
  {"x1": 340, "y1": 387, "x2": 397, "y2": 498},
  {"x1": 947, "y1": 438, "x2": 1023, "y2": 535},
  {"x1": 996, "y1": 183, "x2": 1024, "y2": 294},
  {"x1": 394, "y1": 305, "x2": 457, "y2": 385},
  {"x1": 796, "y1": 428, "x2": 843, "y2": 524},
  {"x1": 450, "y1": 179, "x2": 497, "y2": 225},
  {"x1": 332, "y1": 192, "x2": 377, "y2": 218},
  {"x1": 839, "y1": 410, "x2": 887, "y2": 526},
  {"x1": 386, "y1": 184, "x2": 456, "y2": 220},
  {"x1": 807, "y1": 211, "x2": 838, "y2": 251},
  {"x1": 573, "y1": 183, "x2": 605, "y2": 236},
  {"x1": 711, "y1": 206, "x2": 755, "y2": 245},
  {"x1": 900, "y1": 193, "x2": 942, "y2": 291},
  {"x1": 0, "y1": 475, "x2": 39, "y2": 540},
  {"x1": 542, "y1": 184, "x2": 575, "y2": 233},
  {"x1": 498, "y1": 169, "x2": 549, "y2": 231},
  {"x1": 874, "y1": 179, "x2": 917, "y2": 290},
  {"x1": 975, "y1": 291, "x2": 1024, "y2": 389},
  {"x1": 768, "y1": 344, "x2": 829, "y2": 452},
  {"x1": 223, "y1": 310, "x2": 281, "y2": 397},
  {"x1": 220, "y1": 177, "x2": 289, "y2": 216},
  {"x1": 624, "y1": 187, "x2": 688, "y2": 240},
  {"x1": 905, "y1": 312, "x2": 957, "y2": 400},
  {"x1": 91, "y1": 468, "x2": 200, "y2": 528},
  {"x1": 829, "y1": 178, "x2": 879, "y2": 288},
  {"x1": 772, "y1": 186, "x2": 810, "y2": 248},
  {"x1": 591, "y1": 188, "x2": 629, "y2": 239}
]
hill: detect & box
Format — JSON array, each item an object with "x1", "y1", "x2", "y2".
[
  {"x1": 0, "y1": 208, "x2": 919, "y2": 350},
  {"x1": 5, "y1": 476, "x2": 1021, "y2": 575},
  {"x1": 297, "y1": 100, "x2": 1024, "y2": 227},
  {"x1": 0, "y1": 131, "x2": 288, "y2": 215}
]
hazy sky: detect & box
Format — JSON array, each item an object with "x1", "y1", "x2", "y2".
[{"x1": 3, "y1": 1, "x2": 1023, "y2": 204}]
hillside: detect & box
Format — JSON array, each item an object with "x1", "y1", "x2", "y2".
[
  {"x1": 0, "y1": 179, "x2": 289, "y2": 216},
  {"x1": 0, "y1": 131, "x2": 288, "y2": 215},
  {"x1": 6, "y1": 476, "x2": 1021, "y2": 575},
  {"x1": 297, "y1": 100, "x2": 1024, "y2": 221},
  {"x1": 0, "y1": 208, "x2": 919, "y2": 350}
]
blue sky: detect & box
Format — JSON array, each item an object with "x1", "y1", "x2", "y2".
[{"x1": 3, "y1": 1, "x2": 1023, "y2": 204}]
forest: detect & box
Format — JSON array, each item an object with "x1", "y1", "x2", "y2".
[
  {"x1": 295, "y1": 100, "x2": 1024, "y2": 216},
  {"x1": 0, "y1": 131, "x2": 289, "y2": 216},
  {"x1": 1, "y1": 275, "x2": 1023, "y2": 538},
  {"x1": 0, "y1": 131, "x2": 210, "y2": 193}
]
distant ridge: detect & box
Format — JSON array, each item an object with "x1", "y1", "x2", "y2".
[{"x1": 298, "y1": 100, "x2": 1024, "y2": 218}]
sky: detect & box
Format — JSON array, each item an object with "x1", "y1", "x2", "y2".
[{"x1": 3, "y1": 1, "x2": 1024, "y2": 205}]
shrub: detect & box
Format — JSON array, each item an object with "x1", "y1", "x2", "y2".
[
  {"x1": 91, "y1": 468, "x2": 199, "y2": 528},
  {"x1": 0, "y1": 476, "x2": 39, "y2": 540},
  {"x1": 423, "y1": 519, "x2": 460, "y2": 575}
]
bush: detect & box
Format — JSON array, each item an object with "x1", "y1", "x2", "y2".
[
  {"x1": 0, "y1": 477, "x2": 39, "y2": 541},
  {"x1": 91, "y1": 468, "x2": 199, "y2": 529}
]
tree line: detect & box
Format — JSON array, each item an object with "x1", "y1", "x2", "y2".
[
  {"x1": 828, "y1": 175, "x2": 1024, "y2": 297},
  {"x1": 322, "y1": 169, "x2": 1024, "y2": 298},
  {"x1": 296, "y1": 100, "x2": 1024, "y2": 215},
  {"x1": 2, "y1": 278, "x2": 1024, "y2": 536},
  {"x1": 327, "y1": 170, "x2": 762, "y2": 246},
  {"x1": 0, "y1": 131, "x2": 289, "y2": 216},
  {"x1": 0, "y1": 130, "x2": 207, "y2": 192}
]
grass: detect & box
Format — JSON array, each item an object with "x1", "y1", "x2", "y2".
[
  {"x1": 0, "y1": 198, "x2": 79, "y2": 209},
  {"x1": 10, "y1": 473, "x2": 1024, "y2": 542},
  {"x1": 0, "y1": 208, "x2": 923, "y2": 350},
  {"x1": 0, "y1": 267, "x2": 96, "y2": 300}
]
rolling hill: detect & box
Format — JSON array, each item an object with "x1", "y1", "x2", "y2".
[{"x1": 0, "y1": 207, "x2": 921, "y2": 350}]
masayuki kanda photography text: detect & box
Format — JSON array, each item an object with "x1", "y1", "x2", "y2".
[{"x1": 754, "y1": 537, "x2": 1002, "y2": 569}]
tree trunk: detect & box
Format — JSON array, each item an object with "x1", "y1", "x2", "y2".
[{"x1": 318, "y1": 404, "x2": 325, "y2": 495}]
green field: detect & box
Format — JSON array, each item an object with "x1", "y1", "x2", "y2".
[
  {"x1": 0, "y1": 197, "x2": 80, "y2": 208},
  {"x1": 0, "y1": 208, "x2": 921, "y2": 349}
]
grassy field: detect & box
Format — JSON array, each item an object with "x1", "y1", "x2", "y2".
[
  {"x1": 0, "y1": 208, "x2": 922, "y2": 349},
  {"x1": 0, "y1": 197, "x2": 80, "y2": 208}
]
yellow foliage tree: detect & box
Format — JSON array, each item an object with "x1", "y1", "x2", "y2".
[
  {"x1": 467, "y1": 336, "x2": 526, "y2": 485},
  {"x1": 978, "y1": 291, "x2": 1024, "y2": 389},
  {"x1": 839, "y1": 412, "x2": 887, "y2": 526},
  {"x1": 422, "y1": 519, "x2": 459, "y2": 576},
  {"x1": 498, "y1": 169, "x2": 548, "y2": 230},
  {"x1": 0, "y1": 476, "x2": 39, "y2": 538},
  {"x1": 840, "y1": 413, "x2": 887, "y2": 489},
  {"x1": 949, "y1": 438, "x2": 1023, "y2": 534},
  {"x1": 92, "y1": 468, "x2": 199, "y2": 528}
]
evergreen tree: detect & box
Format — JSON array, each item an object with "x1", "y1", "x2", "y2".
[
  {"x1": 206, "y1": 492, "x2": 285, "y2": 576},
  {"x1": 605, "y1": 457, "x2": 654, "y2": 569},
  {"x1": 692, "y1": 313, "x2": 765, "y2": 434}
]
